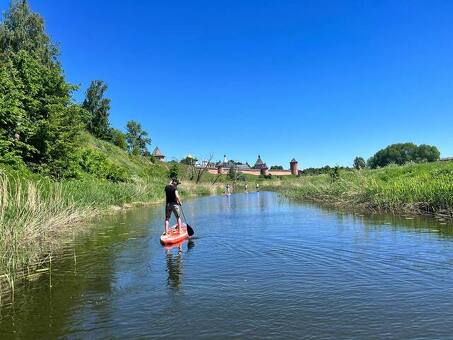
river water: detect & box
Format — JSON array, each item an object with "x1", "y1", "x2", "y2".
[{"x1": 1, "y1": 192, "x2": 453, "y2": 339}]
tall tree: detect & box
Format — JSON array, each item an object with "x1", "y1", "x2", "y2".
[
  {"x1": 0, "y1": 0, "x2": 58, "y2": 65},
  {"x1": 126, "y1": 120, "x2": 151, "y2": 156},
  {"x1": 0, "y1": 1, "x2": 84, "y2": 177},
  {"x1": 82, "y1": 80, "x2": 111, "y2": 139}
]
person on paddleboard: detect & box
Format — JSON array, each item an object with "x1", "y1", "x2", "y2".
[{"x1": 164, "y1": 178, "x2": 182, "y2": 234}]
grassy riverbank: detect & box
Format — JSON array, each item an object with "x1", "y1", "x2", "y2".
[
  {"x1": 0, "y1": 136, "x2": 223, "y2": 294},
  {"x1": 2, "y1": 140, "x2": 452, "y2": 295},
  {"x1": 261, "y1": 161, "x2": 453, "y2": 219}
]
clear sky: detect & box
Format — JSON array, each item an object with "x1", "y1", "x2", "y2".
[{"x1": 3, "y1": 0, "x2": 452, "y2": 168}]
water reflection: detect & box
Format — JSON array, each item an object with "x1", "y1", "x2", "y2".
[
  {"x1": 166, "y1": 247, "x2": 183, "y2": 290},
  {"x1": 163, "y1": 240, "x2": 195, "y2": 290}
]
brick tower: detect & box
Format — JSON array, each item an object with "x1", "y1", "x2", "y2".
[{"x1": 290, "y1": 158, "x2": 298, "y2": 175}]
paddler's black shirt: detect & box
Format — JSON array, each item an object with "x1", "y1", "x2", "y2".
[{"x1": 165, "y1": 185, "x2": 178, "y2": 205}]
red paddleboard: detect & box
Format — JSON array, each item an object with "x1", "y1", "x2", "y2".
[
  {"x1": 162, "y1": 238, "x2": 187, "y2": 251},
  {"x1": 160, "y1": 224, "x2": 189, "y2": 245}
]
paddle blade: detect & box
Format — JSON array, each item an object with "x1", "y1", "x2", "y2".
[{"x1": 187, "y1": 224, "x2": 195, "y2": 236}]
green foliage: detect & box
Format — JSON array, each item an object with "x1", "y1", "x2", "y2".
[
  {"x1": 0, "y1": 0, "x2": 58, "y2": 65},
  {"x1": 0, "y1": 1, "x2": 85, "y2": 178},
  {"x1": 270, "y1": 165, "x2": 283, "y2": 170},
  {"x1": 368, "y1": 143, "x2": 440, "y2": 168},
  {"x1": 82, "y1": 80, "x2": 111, "y2": 139},
  {"x1": 0, "y1": 1, "x2": 157, "y2": 182},
  {"x1": 126, "y1": 120, "x2": 151, "y2": 156},
  {"x1": 40, "y1": 103, "x2": 86, "y2": 179},
  {"x1": 228, "y1": 166, "x2": 237, "y2": 180},
  {"x1": 353, "y1": 156, "x2": 366, "y2": 170},
  {"x1": 300, "y1": 165, "x2": 351, "y2": 176},
  {"x1": 109, "y1": 128, "x2": 127, "y2": 150},
  {"x1": 78, "y1": 148, "x2": 128, "y2": 182},
  {"x1": 272, "y1": 161, "x2": 453, "y2": 217},
  {"x1": 168, "y1": 162, "x2": 179, "y2": 179},
  {"x1": 329, "y1": 166, "x2": 341, "y2": 181},
  {"x1": 180, "y1": 156, "x2": 197, "y2": 165}
]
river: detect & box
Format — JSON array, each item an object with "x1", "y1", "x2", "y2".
[{"x1": 1, "y1": 192, "x2": 453, "y2": 339}]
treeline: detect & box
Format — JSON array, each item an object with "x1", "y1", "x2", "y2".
[
  {"x1": 300, "y1": 143, "x2": 440, "y2": 176},
  {"x1": 365, "y1": 143, "x2": 440, "y2": 169},
  {"x1": 0, "y1": 1, "x2": 152, "y2": 179}
]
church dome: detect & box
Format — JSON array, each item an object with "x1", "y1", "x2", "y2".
[{"x1": 255, "y1": 155, "x2": 263, "y2": 166}]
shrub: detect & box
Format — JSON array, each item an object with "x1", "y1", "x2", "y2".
[{"x1": 78, "y1": 148, "x2": 128, "y2": 182}]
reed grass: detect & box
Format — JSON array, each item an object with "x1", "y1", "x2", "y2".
[
  {"x1": 0, "y1": 165, "x2": 228, "y2": 297},
  {"x1": 0, "y1": 171, "x2": 87, "y2": 293},
  {"x1": 262, "y1": 162, "x2": 453, "y2": 218}
]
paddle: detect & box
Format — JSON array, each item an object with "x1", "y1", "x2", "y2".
[{"x1": 180, "y1": 205, "x2": 194, "y2": 236}]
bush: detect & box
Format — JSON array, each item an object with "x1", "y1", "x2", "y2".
[
  {"x1": 78, "y1": 148, "x2": 128, "y2": 182},
  {"x1": 329, "y1": 166, "x2": 340, "y2": 181},
  {"x1": 109, "y1": 128, "x2": 128, "y2": 150},
  {"x1": 168, "y1": 162, "x2": 179, "y2": 179}
]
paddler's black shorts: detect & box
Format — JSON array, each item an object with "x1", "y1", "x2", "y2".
[{"x1": 165, "y1": 203, "x2": 181, "y2": 220}]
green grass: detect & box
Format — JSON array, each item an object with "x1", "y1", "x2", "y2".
[
  {"x1": 0, "y1": 134, "x2": 224, "y2": 295},
  {"x1": 2, "y1": 132, "x2": 451, "y2": 297},
  {"x1": 261, "y1": 161, "x2": 453, "y2": 218}
]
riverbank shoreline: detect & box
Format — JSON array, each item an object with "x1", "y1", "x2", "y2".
[
  {"x1": 261, "y1": 161, "x2": 453, "y2": 222},
  {"x1": 0, "y1": 168, "x2": 224, "y2": 299},
  {"x1": 278, "y1": 194, "x2": 453, "y2": 222}
]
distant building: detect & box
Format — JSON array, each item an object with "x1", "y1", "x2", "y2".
[
  {"x1": 214, "y1": 155, "x2": 252, "y2": 174},
  {"x1": 152, "y1": 147, "x2": 165, "y2": 161},
  {"x1": 440, "y1": 157, "x2": 453, "y2": 162},
  {"x1": 253, "y1": 155, "x2": 268, "y2": 170},
  {"x1": 290, "y1": 158, "x2": 299, "y2": 175},
  {"x1": 207, "y1": 154, "x2": 300, "y2": 177}
]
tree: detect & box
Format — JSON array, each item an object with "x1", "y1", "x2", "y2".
[
  {"x1": 168, "y1": 162, "x2": 179, "y2": 179},
  {"x1": 126, "y1": 120, "x2": 151, "y2": 156},
  {"x1": 228, "y1": 166, "x2": 238, "y2": 180},
  {"x1": 0, "y1": 1, "x2": 84, "y2": 177},
  {"x1": 0, "y1": 55, "x2": 27, "y2": 167},
  {"x1": 415, "y1": 144, "x2": 440, "y2": 163},
  {"x1": 109, "y1": 128, "x2": 127, "y2": 150},
  {"x1": 270, "y1": 165, "x2": 283, "y2": 170},
  {"x1": 0, "y1": 0, "x2": 58, "y2": 65},
  {"x1": 180, "y1": 156, "x2": 197, "y2": 165},
  {"x1": 367, "y1": 143, "x2": 440, "y2": 168},
  {"x1": 353, "y1": 157, "x2": 366, "y2": 170},
  {"x1": 194, "y1": 154, "x2": 213, "y2": 183},
  {"x1": 82, "y1": 80, "x2": 111, "y2": 139}
]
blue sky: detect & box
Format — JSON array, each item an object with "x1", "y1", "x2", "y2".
[{"x1": 3, "y1": 0, "x2": 452, "y2": 168}]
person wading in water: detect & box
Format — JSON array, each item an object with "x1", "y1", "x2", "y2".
[{"x1": 164, "y1": 179, "x2": 182, "y2": 234}]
